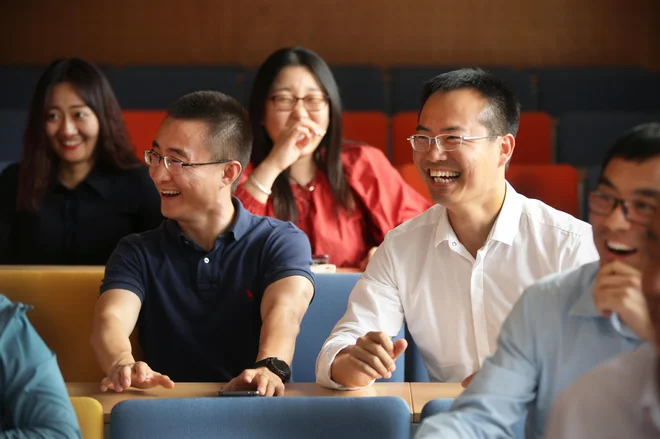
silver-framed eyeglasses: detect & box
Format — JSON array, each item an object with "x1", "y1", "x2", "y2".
[
  {"x1": 407, "y1": 134, "x2": 501, "y2": 152},
  {"x1": 144, "y1": 149, "x2": 233, "y2": 175},
  {"x1": 269, "y1": 94, "x2": 329, "y2": 112},
  {"x1": 588, "y1": 190, "x2": 657, "y2": 225}
]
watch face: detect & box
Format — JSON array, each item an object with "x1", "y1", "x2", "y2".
[{"x1": 271, "y1": 358, "x2": 291, "y2": 375}]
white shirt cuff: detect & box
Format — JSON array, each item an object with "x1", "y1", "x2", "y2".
[{"x1": 315, "y1": 341, "x2": 374, "y2": 390}]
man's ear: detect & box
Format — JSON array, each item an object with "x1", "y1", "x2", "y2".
[
  {"x1": 499, "y1": 134, "x2": 515, "y2": 168},
  {"x1": 222, "y1": 161, "x2": 243, "y2": 188}
]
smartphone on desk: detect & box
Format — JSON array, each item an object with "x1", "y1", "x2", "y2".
[{"x1": 217, "y1": 390, "x2": 261, "y2": 397}]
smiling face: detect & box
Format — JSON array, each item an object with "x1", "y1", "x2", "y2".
[
  {"x1": 590, "y1": 157, "x2": 660, "y2": 269},
  {"x1": 263, "y1": 65, "x2": 330, "y2": 157},
  {"x1": 150, "y1": 117, "x2": 231, "y2": 222},
  {"x1": 45, "y1": 82, "x2": 100, "y2": 167},
  {"x1": 413, "y1": 89, "x2": 512, "y2": 208}
]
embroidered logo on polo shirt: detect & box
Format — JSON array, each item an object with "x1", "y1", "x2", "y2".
[{"x1": 246, "y1": 289, "x2": 254, "y2": 300}]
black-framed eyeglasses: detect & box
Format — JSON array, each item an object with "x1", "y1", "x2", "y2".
[
  {"x1": 144, "y1": 150, "x2": 234, "y2": 175},
  {"x1": 588, "y1": 190, "x2": 657, "y2": 225},
  {"x1": 269, "y1": 94, "x2": 329, "y2": 112},
  {"x1": 407, "y1": 134, "x2": 501, "y2": 152}
]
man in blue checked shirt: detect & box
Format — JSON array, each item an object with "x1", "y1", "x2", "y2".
[{"x1": 416, "y1": 122, "x2": 660, "y2": 439}]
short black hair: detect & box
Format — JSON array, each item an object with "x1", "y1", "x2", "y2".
[
  {"x1": 600, "y1": 122, "x2": 660, "y2": 179},
  {"x1": 421, "y1": 68, "x2": 521, "y2": 137},
  {"x1": 167, "y1": 91, "x2": 252, "y2": 189}
]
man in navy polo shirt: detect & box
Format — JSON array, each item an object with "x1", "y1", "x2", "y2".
[{"x1": 91, "y1": 91, "x2": 314, "y2": 397}]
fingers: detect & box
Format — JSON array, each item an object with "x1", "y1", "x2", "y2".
[
  {"x1": 392, "y1": 339, "x2": 408, "y2": 360},
  {"x1": 152, "y1": 374, "x2": 175, "y2": 389},
  {"x1": 133, "y1": 361, "x2": 150, "y2": 384},
  {"x1": 100, "y1": 376, "x2": 114, "y2": 392},
  {"x1": 256, "y1": 373, "x2": 269, "y2": 396},
  {"x1": 461, "y1": 372, "x2": 477, "y2": 388},
  {"x1": 115, "y1": 364, "x2": 132, "y2": 392},
  {"x1": 600, "y1": 260, "x2": 641, "y2": 276},
  {"x1": 365, "y1": 331, "x2": 394, "y2": 355}
]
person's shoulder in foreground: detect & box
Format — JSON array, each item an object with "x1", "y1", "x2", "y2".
[
  {"x1": 0, "y1": 294, "x2": 82, "y2": 438},
  {"x1": 545, "y1": 343, "x2": 659, "y2": 439}
]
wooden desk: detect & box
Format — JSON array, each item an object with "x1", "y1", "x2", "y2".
[
  {"x1": 410, "y1": 382, "x2": 463, "y2": 422},
  {"x1": 67, "y1": 382, "x2": 412, "y2": 423}
]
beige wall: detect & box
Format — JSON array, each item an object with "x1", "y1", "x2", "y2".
[{"x1": 1, "y1": 0, "x2": 657, "y2": 68}]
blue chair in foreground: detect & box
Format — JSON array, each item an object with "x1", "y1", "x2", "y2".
[
  {"x1": 292, "y1": 273, "x2": 405, "y2": 382},
  {"x1": 111, "y1": 397, "x2": 411, "y2": 439},
  {"x1": 420, "y1": 398, "x2": 526, "y2": 438}
]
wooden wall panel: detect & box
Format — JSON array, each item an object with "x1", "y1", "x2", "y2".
[{"x1": 0, "y1": 0, "x2": 656, "y2": 68}]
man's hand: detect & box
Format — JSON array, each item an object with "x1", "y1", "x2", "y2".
[
  {"x1": 100, "y1": 360, "x2": 175, "y2": 392},
  {"x1": 359, "y1": 247, "x2": 378, "y2": 271},
  {"x1": 461, "y1": 372, "x2": 477, "y2": 388},
  {"x1": 331, "y1": 331, "x2": 407, "y2": 388},
  {"x1": 594, "y1": 260, "x2": 653, "y2": 340},
  {"x1": 222, "y1": 367, "x2": 285, "y2": 397}
]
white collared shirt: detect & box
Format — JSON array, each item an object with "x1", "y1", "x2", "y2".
[{"x1": 316, "y1": 183, "x2": 599, "y2": 388}]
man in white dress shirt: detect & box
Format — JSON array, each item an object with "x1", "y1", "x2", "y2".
[{"x1": 316, "y1": 68, "x2": 599, "y2": 389}]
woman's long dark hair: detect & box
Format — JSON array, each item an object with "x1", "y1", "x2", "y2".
[
  {"x1": 17, "y1": 58, "x2": 140, "y2": 211},
  {"x1": 248, "y1": 46, "x2": 353, "y2": 223}
]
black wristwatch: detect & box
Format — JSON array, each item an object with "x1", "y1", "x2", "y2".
[{"x1": 254, "y1": 357, "x2": 292, "y2": 383}]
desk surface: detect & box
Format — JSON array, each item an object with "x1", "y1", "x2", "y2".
[
  {"x1": 410, "y1": 382, "x2": 464, "y2": 423},
  {"x1": 67, "y1": 382, "x2": 412, "y2": 423}
]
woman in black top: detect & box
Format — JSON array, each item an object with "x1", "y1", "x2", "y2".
[{"x1": 0, "y1": 58, "x2": 163, "y2": 265}]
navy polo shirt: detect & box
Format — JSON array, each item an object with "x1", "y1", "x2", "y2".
[{"x1": 100, "y1": 197, "x2": 314, "y2": 382}]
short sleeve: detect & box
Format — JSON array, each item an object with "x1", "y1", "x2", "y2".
[
  {"x1": 343, "y1": 144, "x2": 432, "y2": 243},
  {"x1": 101, "y1": 235, "x2": 147, "y2": 301},
  {"x1": 260, "y1": 222, "x2": 314, "y2": 292}
]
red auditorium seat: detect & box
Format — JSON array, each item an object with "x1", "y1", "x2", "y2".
[
  {"x1": 342, "y1": 111, "x2": 388, "y2": 155},
  {"x1": 122, "y1": 110, "x2": 167, "y2": 159}
]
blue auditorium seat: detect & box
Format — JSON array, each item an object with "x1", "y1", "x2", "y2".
[
  {"x1": 244, "y1": 66, "x2": 387, "y2": 112},
  {"x1": 0, "y1": 109, "x2": 27, "y2": 163},
  {"x1": 111, "y1": 397, "x2": 411, "y2": 439},
  {"x1": 292, "y1": 273, "x2": 405, "y2": 382},
  {"x1": 390, "y1": 67, "x2": 536, "y2": 114},
  {"x1": 106, "y1": 66, "x2": 245, "y2": 109},
  {"x1": 420, "y1": 398, "x2": 526, "y2": 438},
  {"x1": 532, "y1": 68, "x2": 660, "y2": 115},
  {"x1": 0, "y1": 66, "x2": 44, "y2": 109},
  {"x1": 556, "y1": 112, "x2": 660, "y2": 167}
]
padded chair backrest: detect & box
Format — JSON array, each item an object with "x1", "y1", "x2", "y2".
[
  {"x1": 515, "y1": 112, "x2": 554, "y2": 164},
  {"x1": 582, "y1": 165, "x2": 602, "y2": 221},
  {"x1": 533, "y1": 68, "x2": 660, "y2": 115},
  {"x1": 556, "y1": 112, "x2": 660, "y2": 167},
  {"x1": 293, "y1": 273, "x2": 405, "y2": 382},
  {"x1": 395, "y1": 163, "x2": 431, "y2": 204},
  {"x1": 0, "y1": 109, "x2": 27, "y2": 163},
  {"x1": 0, "y1": 267, "x2": 140, "y2": 381},
  {"x1": 111, "y1": 397, "x2": 411, "y2": 439},
  {"x1": 390, "y1": 67, "x2": 536, "y2": 114},
  {"x1": 342, "y1": 111, "x2": 388, "y2": 155},
  {"x1": 70, "y1": 397, "x2": 104, "y2": 439},
  {"x1": 122, "y1": 110, "x2": 167, "y2": 159},
  {"x1": 507, "y1": 164, "x2": 580, "y2": 218},
  {"x1": 420, "y1": 398, "x2": 525, "y2": 438},
  {"x1": 107, "y1": 66, "x2": 245, "y2": 109},
  {"x1": 391, "y1": 112, "x2": 416, "y2": 166},
  {"x1": 331, "y1": 66, "x2": 387, "y2": 112},
  {"x1": 0, "y1": 66, "x2": 44, "y2": 109}
]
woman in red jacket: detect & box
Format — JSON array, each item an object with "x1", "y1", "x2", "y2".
[{"x1": 235, "y1": 47, "x2": 432, "y2": 269}]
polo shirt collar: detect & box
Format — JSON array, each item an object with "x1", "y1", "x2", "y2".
[
  {"x1": 433, "y1": 182, "x2": 522, "y2": 247},
  {"x1": 165, "y1": 196, "x2": 251, "y2": 248}
]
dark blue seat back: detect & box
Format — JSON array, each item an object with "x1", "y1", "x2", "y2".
[
  {"x1": 0, "y1": 109, "x2": 27, "y2": 163},
  {"x1": 292, "y1": 273, "x2": 405, "y2": 382},
  {"x1": 0, "y1": 66, "x2": 44, "y2": 109},
  {"x1": 111, "y1": 397, "x2": 411, "y2": 439}
]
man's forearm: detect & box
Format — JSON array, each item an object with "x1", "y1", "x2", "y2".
[
  {"x1": 257, "y1": 306, "x2": 302, "y2": 364},
  {"x1": 91, "y1": 313, "x2": 135, "y2": 374}
]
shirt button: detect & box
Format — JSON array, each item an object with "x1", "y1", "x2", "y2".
[
  {"x1": 451, "y1": 242, "x2": 457, "y2": 247},
  {"x1": 204, "y1": 257, "x2": 210, "y2": 263}
]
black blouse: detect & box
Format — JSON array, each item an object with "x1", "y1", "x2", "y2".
[{"x1": 0, "y1": 163, "x2": 163, "y2": 265}]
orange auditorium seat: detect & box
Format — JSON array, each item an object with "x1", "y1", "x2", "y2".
[
  {"x1": 122, "y1": 110, "x2": 167, "y2": 160},
  {"x1": 507, "y1": 164, "x2": 580, "y2": 217},
  {"x1": 515, "y1": 112, "x2": 553, "y2": 164},
  {"x1": 342, "y1": 111, "x2": 388, "y2": 155},
  {"x1": 392, "y1": 111, "x2": 554, "y2": 166},
  {"x1": 395, "y1": 163, "x2": 432, "y2": 203}
]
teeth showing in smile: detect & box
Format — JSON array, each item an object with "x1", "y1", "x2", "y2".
[
  {"x1": 606, "y1": 241, "x2": 636, "y2": 254},
  {"x1": 161, "y1": 190, "x2": 181, "y2": 196},
  {"x1": 428, "y1": 169, "x2": 461, "y2": 182},
  {"x1": 62, "y1": 140, "x2": 82, "y2": 147}
]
